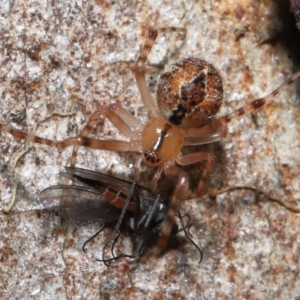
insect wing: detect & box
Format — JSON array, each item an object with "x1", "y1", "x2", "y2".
[
  {"x1": 40, "y1": 184, "x2": 122, "y2": 225},
  {"x1": 63, "y1": 167, "x2": 139, "y2": 195},
  {"x1": 41, "y1": 168, "x2": 170, "y2": 259}
]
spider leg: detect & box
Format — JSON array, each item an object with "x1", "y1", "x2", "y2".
[
  {"x1": 70, "y1": 103, "x2": 144, "y2": 166},
  {"x1": 133, "y1": 154, "x2": 144, "y2": 182},
  {"x1": 219, "y1": 70, "x2": 300, "y2": 125},
  {"x1": 0, "y1": 123, "x2": 142, "y2": 155},
  {"x1": 139, "y1": 163, "x2": 189, "y2": 260},
  {"x1": 131, "y1": 27, "x2": 186, "y2": 116},
  {"x1": 150, "y1": 163, "x2": 164, "y2": 191},
  {"x1": 183, "y1": 70, "x2": 300, "y2": 146},
  {"x1": 176, "y1": 152, "x2": 215, "y2": 196},
  {"x1": 184, "y1": 117, "x2": 228, "y2": 145}
]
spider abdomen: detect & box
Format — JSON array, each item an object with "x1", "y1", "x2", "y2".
[{"x1": 157, "y1": 57, "x2": 223, "y2": 129}]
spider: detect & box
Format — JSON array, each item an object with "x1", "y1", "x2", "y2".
[
  {"x1": 1, "y1": 27, "x2": 300, "y2": 258},
  {"x1": 40, "y1": 167, "x2": 201, "y2": 265}
]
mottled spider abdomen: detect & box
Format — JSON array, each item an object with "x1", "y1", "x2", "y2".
[{"x1": 157, "y1": 57, "x2": 223, "y2": 129}]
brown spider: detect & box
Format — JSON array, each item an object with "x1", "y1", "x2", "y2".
[{"x1": 1, "y1": 27, "x2": 300, "y2": 258}]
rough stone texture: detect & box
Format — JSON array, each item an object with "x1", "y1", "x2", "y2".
[{"x1": 1, "y1": 0, "x2": 300, "y2": 299}]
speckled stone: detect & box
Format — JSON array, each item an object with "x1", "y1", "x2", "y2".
[{"x1": 1, "y1": 1, "x2": 300, "y2": 299}]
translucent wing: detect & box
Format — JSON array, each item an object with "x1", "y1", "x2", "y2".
[
  {"x1": 58, "y1": 167, "x2": 164, "y2": 227},
  {"x1": 39, "y1": 167, "x2": 174, "y2": 261},
  {"x1": 63, "y1": 167, "x2": 142, "y2": 195},
  {"x1": 39, "y1": 168, "x2": 203, "y2": 262},
  {"x1": 40, "y1": 168, "x2": 136, "y2": 226},
  {"x1": 40, "y1": 184, "x2": 123, "y2": 225}
]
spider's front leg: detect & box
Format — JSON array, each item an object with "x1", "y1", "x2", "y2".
[
  {"x1": 144, "y1": 151, "x2": 214, "y2": 258},
  {"x1": 141, "y1": 161, "x2": 189, "y2": 259},
  {"x1": 70, "y1": 103, "x2": 144, "y2": 166},
  {"x1": 176, "y1": 152, "x2": 215, "y2": 197},
  {"x1": 0, "y1": 105, "x2": 144, "y2": 162},
  {"x1": 131, "y1": 27, "x2": 187, "y2": 117}
]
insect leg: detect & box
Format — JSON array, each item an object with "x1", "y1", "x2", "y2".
[
  {"x1": 177, "y1": 210, "x2": 202, "y2": 262},
  {"x1": 133, "y1": 194, "x2": 162, "y2": 258},
  {"x1": 82, "y1": 225, "x2": 106, "y2": 253},
  {"x1": 99, "y1": 182, "x2": 137, "y2": 263}
]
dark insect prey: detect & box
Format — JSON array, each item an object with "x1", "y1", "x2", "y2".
[{"x1": 40, "y1": 167, "x2": 202, "y2": 265}]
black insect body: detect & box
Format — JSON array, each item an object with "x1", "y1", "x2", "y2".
[{"x1": 40, "y1": 167, "x2": 201, "y2": 264}]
